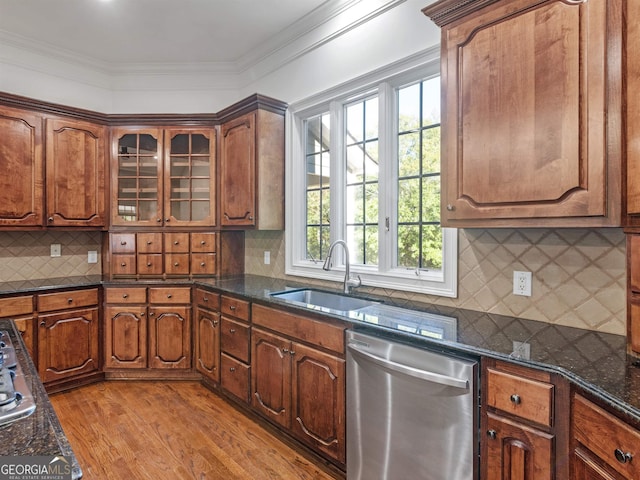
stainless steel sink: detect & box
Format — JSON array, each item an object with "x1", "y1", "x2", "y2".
[{"x1": 270, "y1": 288, "x2": 380, "y2": 314}]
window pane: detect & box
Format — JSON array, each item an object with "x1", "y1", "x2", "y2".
[
  {"x1": 346, "y1": 145, "x2": 364, "y2": 183},
  {"x1": 365, "y1": 98, "x2": 378, "y2": 141},
  {"x1": 422, "y1": 176, "x2": 440, "y2": 223},
  {"x1": 346, "y1": 103, "x2": 364, "y2": 144},
  {"x1": 347, "y1": 226, "x2": 364, "y2": 264},
  {"x1": 422, "y1": 77, "x2": 441, "y2": 126},
  {"x1": 398, "y1": 224, "x2": 419, "y2": 268},
  {"x1": 307, "y1": 190, "x2": 321, "y2": 224},
  {"x1": 399, "y1": 83, "x2": 420, "y2": 132},
  {"x1": 399, "y1": 132, "x2": 420, "y2": 177},
  {"x1": 398, "y1": 178, "x2": 420, "y2": 223},
  {"x1": 365, "y1": 141, "x2": 379, "y2": 182},
  {"x1": 422, "y1": 225, "x2": 443, "y2": 269},
  {"x1": 365, "y1": 183, "x2": 379, "y2": 224},
  {"x1": 346, "y1": 184, "x2": 364, "y2": 224},
  {"x1": 422, "y1": 127, "x2": 440, "y2": 174}
]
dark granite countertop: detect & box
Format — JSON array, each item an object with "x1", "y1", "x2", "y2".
[
  {"x1": 1, "y1": 274, "x2": 638, "y2": 428},
  {"x1": 0, "y1": 319, "x2": 82, "y2": 479}
]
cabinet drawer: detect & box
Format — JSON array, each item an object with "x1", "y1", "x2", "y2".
[
  {"x1": 574, "y1": 394, "x2": 640, "y2": 480},
  {"x1": 486, "y1": 367, "x2": 554, "y2": 427},
  {"x1": 105, "y1": 287, "x2": 147, "y2": 304},
  {"x1": 0, "y1": 295, "x2": 34, "y2": 317},
  {"x1": 165, "y1": 254, "x2": 190, "y2": 275},
  {"x1": 164, "y1": 233, "x2": 189, "y2": 253},
  {"x1": 137, "y1": 232, "x2": 162, "y2": 253},
  {"x1": 221, "y1": 295, "x2": 250, "y2": 322},
  {"x1": 112, "y1": 254, "x2": 136, "y2": 276},
  {"x1": 252, "y1": 304, "x2": 346, "y2": 354},
  {"x1": 111, "y1": 233, "x2": 136, "y2": 254},
  {"x1": 38, "y1": 288, "x2": 99, "y2": 312},
  {"x1": 221, "y1": 317, "x2": 250, "y2": 362},
  {"x1": 191, "y1": 253, "x2": 216, "y2": 275},
  {"x1": 137, "y1": 254, "x2": 163, "y2": 275},
  {"x1": 221, "y1": 353, "x2": 250, "y2": 403},
  {"x1": 148, "y1": 287, "x2": 191, "y2": 304},
  {"x1": 195, "y1": 289, "x2": 220, "y2": 310},
  {"x1": 191, "y1": 232, "x2": 217, "y2": 253}
]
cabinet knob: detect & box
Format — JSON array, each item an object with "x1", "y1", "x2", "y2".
[
  {"x1": 147, "y1": 262, "x2": 152, "y2": 267},
  {"x1": 446, "y1": 204, "x2": 454, "y2": 211},
  {"x1": 282, "y1": 348, "x2": 289, "y2": 353},
  {"x1": 146, "y1": 241, "x2": 152, "y2": 245},
  {"x1": 200, "y1": 262, "x2": 206, "y2": 267},
  {"x1": 174, "y1": 241, "x2": 179, "y2": 245},
  {"x1": 229, "y1": 367, "x2": 236, "y2": 372},
  {"x1": 120, "y1": 241, "x2": 127, "y2": 245},
  {"x1": 229, "y1": 328, "x2": 236, "y2": 334},
  {"x1": 140, "y1": 312, "x2": 145, "y2": 317},
  {"x1": 200, "y1": 240, "x2": 206, "y2": 245},
  {"x1": 614, "y1": 449, "x2": 633, "y2": 464},
  {"x1": 122, "y1": 293, "x2": 128, "y2": 299},
  {"x1": 67, "y1": 298, "x2": 73, "y2": 304},
  {"x1": 203, "y1": 296, "x2": 208, "y2": 302},
  {"x1": 249, "y1": 215, "x2": 254, "y2": 220},
  {"x1": 166, "y1": 218, "x2": 170, "y2": 222},
  {"x1": 510, "y1": 394, "x2": 521, "y2": 405},
  {"x1": 39, "y1": 321, "x2": 45, "y2": 327},
  {"x1": 487, "y1": 430, "x2": 497, "y2": 440},
  {"x1": 121, "y1": 262, "x2": 127, "y2": 267},
  {"x1": 229, "y1": 305, "x2": 236, "y2": 311},
  {"x1": 156, "y1": 218, "x2": 162, "y2": 223},
  {"x1": 48, "y1": 216, "x2": 54, "y2": 222},
  {"x1": 149, "y1": 312, "x2": 155, "y2": 317},
  {"x1": 213, "y1": 320, "x2": 219, "y2": 326},
  {"x1": 289, "y1": 350, "x2": 295, "y2": 356},
  {"x1": 174, "y1": 262, "x2": 179, "y2": 267},
  {"x1": 167, "y1": 294, "x2": 172, "y2": 299}
]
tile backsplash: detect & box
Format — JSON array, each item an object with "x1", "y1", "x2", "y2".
[
  {"x1": 244, "y1": 228, "x2": 627, "y2": 336},
  {"x1": 0, "y1": 231, "x2": 102, "y2": 281}
]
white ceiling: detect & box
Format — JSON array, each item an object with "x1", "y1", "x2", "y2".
[{"x1": 0, "y1": 0, "x2": 340, "y2": 68}]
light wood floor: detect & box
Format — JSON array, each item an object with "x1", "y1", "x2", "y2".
[{"x1": 50, "y1": 381, "x2": 342, "y2": 480}]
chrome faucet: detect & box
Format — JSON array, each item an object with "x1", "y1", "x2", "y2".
[{"x1": 322, "y1": 240, "x2": 362, "y2": 294}]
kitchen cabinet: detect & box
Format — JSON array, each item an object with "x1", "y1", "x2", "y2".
[
  {"x1": 625, "y1": 0, "x2": 640, "y2": 226},
  {"x1": 627, "y1": 235, "x2": 640, "y2": 356},
  {"x1": 103, "y1": 286, "x2": 191, "y2": 371},
  {"x1": 37, "y1": 288, "x2": 101, "y2": 389},
  {"x1": 251, "y1": 304, "x2": 347, "y2": 466},
  {"x1": 219, "y1": 295, "x2": 251, "y2": 403},
  {"x1": 0, "y1": 105, "x2": 44, "y2": 227},
  {"x1": 0, "y1": 295, "x2": 36, "y2": 360},
  {"x1": 572, "y1": 393, "x2": 640, "y2": 480},
  {"x1": 111, "y1": 127, "x2": 215, "y2": 227},
  {"x1": 45, "y1": 117, "x2": 107, "y2": 227},
  {"x1": 107, "y1": 231, "x2": 243, "y2": 279},
  {"x1": 219, "y1": 97, "x2": 285, "y2": 230},
  {"x1": 482, "y1": 359, "x2": 570, "y2": 480},
  {"x1": 194, "y1": 289, "x2": 221, "y2": 384},
  {"x1": 422, "y1": 0, "x2": 622, "y2": 227}
]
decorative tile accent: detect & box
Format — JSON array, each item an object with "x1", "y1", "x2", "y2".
[
  {"x1": 0, "y1": 232, "x2": 102, "y2": 282},
  {"x1": 245, "y1": 228, "x2": 627, "y2": 335}
]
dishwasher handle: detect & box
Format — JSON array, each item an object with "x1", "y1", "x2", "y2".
[{"x1": 348, "y1": 342, "x2": 469, "y2": 390}]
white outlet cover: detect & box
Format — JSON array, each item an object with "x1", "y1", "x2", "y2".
[
  {"x1": 88, "y1": 251, "x2": 98, "y2": 264},
  {"x1": 264, "y1": 251, "x2": 271, "y2": 265},
  {"x1": 50, "y1": 244, "x2": 61, "y2": 257},
  {"x1": 513, "y1": 271, "x2": 532, "y2": 296}
]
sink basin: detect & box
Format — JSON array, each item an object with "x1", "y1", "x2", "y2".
[{"x1": 270, "y1": 288, "x2": 380, "y2": 314}]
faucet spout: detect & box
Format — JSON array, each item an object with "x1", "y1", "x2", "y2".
[{"x1": 323, "y1": 240, "x2": 361, "y2": 294}]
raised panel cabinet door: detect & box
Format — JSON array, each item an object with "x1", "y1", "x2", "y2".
[
  {"x1": 220, "y1": 112, "x2": 256, "y2": 227},
  {"x1": 38, "y1": 307, "x2": 100, "y2": 384},
  {"x1": 104, "y1": 306, "x2": 147, "y2": 369},
  {"x1": 251, "y1": 328, "x2": 291, "y2": 429},
  {"x1": 148, "y1": 306, "x2": 191, "y2": 369},
  {"x1": 45, "y1": 117, "x2": 106, "y2": 227},
  {"x1": 573, "y1": 448, "x2": 623, "y2": 480},
  {"x1": 195, "y1": 307, "x2": 220, "y2": 382},
  {"x1": 111, "y1": 128, "x2": 163, "y2": 226},
  {"x1": 0, "y1": 106, "x2": 44, "y2": 227},
  {"x1": 291, "y1": 342, "x2": 345, "y2": 465},
  {"x1": 484, "y1": 412, "x2": 554, "y2": 480},
  {"x1": 439, "y1": 0, "x2": 614, "y2": 226},
  {"x1": 164, "y1": 129, "x2": 216, "y2": 227}
]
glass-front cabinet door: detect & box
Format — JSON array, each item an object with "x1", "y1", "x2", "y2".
[
  {"x1": 112, "y1": 128, "x2": 162, "y2": 226},
  {"x1": 164, "y1": 129, "x2": 216, "y2": 227}
]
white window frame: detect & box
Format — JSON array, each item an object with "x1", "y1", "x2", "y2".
[{"x1": 285, "y1": 49, "x2": 457, "y2": 297}]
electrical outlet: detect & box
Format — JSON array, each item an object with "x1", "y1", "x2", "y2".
[
  {"x1": 50, "y1": 244, "x2": 61, "y2": 257},
  {"x1": 513, "y1": 271, "x2": 532, "y2": 296},
  {"x1": 264, "y1": 251, "x2": 271, "y2": 265},
  {"x1": 87, "y1": 251, "x2": 98, "y2": 264}
]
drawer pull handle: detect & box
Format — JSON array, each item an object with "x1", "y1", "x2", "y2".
[
  {"x1": 213, "y1": 320, "x2": 219, "y2": 326},
  {"x1": 122, "y1": 294, "x2": 129, "y2": 299},
  {"x1": 510, "y1": 394, "x2": 521, "y2": 405},
  {"x1": 487, "y1": 430, "x2": 497, "y2": 440},
  {"x1": 229, "y1": 305, "x2": 236, "y2": 311},
  {"x1": 120, "y1": 241, "x2": 127, "y2": 245},
  {"x1": 121, "y1": 262, "x2": 127, "y2": 267},
  {"x1": 614, "y1": 449, "x2": 633, "y2": 464},
  {"x1": 156, "y1": 218, "x2": 162, "y2": 223},
  {"x1": 200, "y1": 240, "x2": 206, "y2": 245},
  {"x1": 147, "y1": 241, "x2": 152, "y2": 245},
  {"x1": 203, "y1": 297, "x2": 208, "y2": 302},
  {"x1": 167, "y1": 294, "x2": 172, "y2": 299},
  {"x1": 200, "y1": 262, "x2": 206, "y2": 267},
  {"x1": 446, "y1": 204, "x2": 454, "y2": 211},
  {"x1": 229, "y1": 328, "x2": 236, "y2": 334},
  {"x1": 229, "y1": 367, "x2": 236, "y2": 372},
  {"x1": 174, "y1": 262, "x2": 179, "y2": 266},
  {"x1": 67, "y1": 298, "x2": 73, "y2": 304},
  {"x1": 289, "y1": 350, "x2": 295, "y2": 356},
  {"x1": 174, "y1": 241, "x2": 179, "y2": 245},
  {"x1": 282, "y1": 348, "x2": 289, "y2": 353},
  {"x1": 147, "y1": 262, "x2": 152, "y2": 267}
]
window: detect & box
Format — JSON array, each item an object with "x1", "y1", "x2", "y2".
[{"x1": 286, "y1": 57, "x2": 457, "y2": 297}]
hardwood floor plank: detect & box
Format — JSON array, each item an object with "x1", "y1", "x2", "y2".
[{"x1": 50, "y1": 381, "x2": 341, "y2": 480}]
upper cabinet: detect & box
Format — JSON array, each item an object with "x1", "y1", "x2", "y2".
[
  {"x1": 0, "y1": 105, "x2": 44, "y2": 227},
  {"x1": 626, "y1": 0, "x2": 640, "y2": 228},
  {"x1": 423, "y1": 0, "x2": 622, "y2": 228},
  {"x1": 111, "y1": 127, "x2": 216, "y2": 227},
  {"x1": 219, "y1": 96, "x2": 286, "y2": 230},
  {"x1": 45, "y1": 117, "x2": 107, "y2": 227}
]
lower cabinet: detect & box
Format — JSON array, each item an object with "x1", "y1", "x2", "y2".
[
  {"x1": 194, "y1": 289, "x2": 221, "y2": 383},
  {"x1": 37, "y1": 288, "x2": 101, "y2": 388},
  {"x1": 0, "y1": 295, "x2": 36, "y2": 360},
  {"x1": 481, "y1": 359, "x2": 569, "y2": 480},
  {"x1": 572, "y1": 393, "x2": 640, "y2": 480},
  {"x1": 219, "y1": 295, "x2": 251, "y2": 403},
  {"x1": 104, "y1": 286, "x2": 191, "y2": 371},
  {"x1": 251, "y1": 304, "x2": 347, "y2": 467}
]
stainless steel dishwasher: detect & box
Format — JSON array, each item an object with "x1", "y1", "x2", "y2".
[{"x1": 346, "y1": 330, "x2": 478, "y2": 480}]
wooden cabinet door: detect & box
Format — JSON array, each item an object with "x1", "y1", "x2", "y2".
[
  {"x1": 291, "y1": 342, "x2": 345, "y2": 465},
  {"x1": 439, "y1": 0, "x2": 617, "y2": 227},
  {"x1": 38, "y1": 307, "x2": 100, "y2": 384},
  {"x1": 251, "y1": 328, "x2": 291, "y2": 429},
  {"x1": 195, "y1": 306, "x2": 220, "y2": 382},
  {"x1": 0, "y1": 106, "x2": 44, "y2": 227},
  {"x1": 573, "y1": 448, "x2": 623, "y2": 480},
  {"x1": 164, "y1": 129, "x2": 216, "y2": 227},
  {"x1": 220, "y1": 112, "x2": 256, "y2": 227},
  {"x1": 111, "y1": 128, "x2": 163, "y2": 226},
  {"x1": 45, "y1": 117, "x2": 106, "y2": 227},
  {"x1": 484, "y1": 412, "x2": 554, "y2": 480},
  {"x1": 148, "y1": 306, "x2": 191, "y2": 369},
  {"x1": 104, "y1": 305, "x2": 147, "y2": 369}
]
